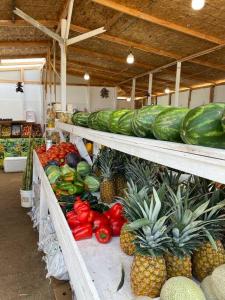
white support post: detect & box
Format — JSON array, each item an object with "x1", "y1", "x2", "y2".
[
  {"x1": 60, "y1": 19, "x2": 67, "y2": 112},
  {"x1": 131, "y1": 78, "x2": 136, "y2": 109},
  {"x1": 148, "y1": 73, "x2": 153, "y2": 105},
  {"x1": 174, "y1": 61, "x2": 182, "y2": 106}
]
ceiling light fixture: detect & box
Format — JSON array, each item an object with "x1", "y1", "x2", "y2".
[
  {"x1": 127, "y1": 97, "x2": 131, "y2": 102},
  {"x1": 192, "y1": 0, "x2": 205, "y2": 10},
  {"x1": 84, "y1": 72, "x2": 90, "y2": 81},
  {"x1": 126, "y1": 51, "x2": 135, "y2": 64},
  {"x1": 165, "y1": 87, "x2": 170, "y2": 94}
]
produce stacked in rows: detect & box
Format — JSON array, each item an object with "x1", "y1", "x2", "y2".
[
  {"x1": 116, "y1": 154, "x2": 225, "y2": 298},
  {"x1": 71, "y1": 102, "x2": 225, "y2": 149}
]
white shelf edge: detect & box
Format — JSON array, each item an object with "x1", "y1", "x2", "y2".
[{"x1": 56, "y1": 121, "x2": 225, "y2": 184}]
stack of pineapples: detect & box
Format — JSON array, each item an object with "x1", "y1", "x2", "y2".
[
  {"x1": 94, "y1": 147, "x2": 129, "y2": 203},
  {"x1": 119, "y1": 167, "x2": 225, "y2": 298}
]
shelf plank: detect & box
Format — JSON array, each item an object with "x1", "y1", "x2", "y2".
[{"x1": 56, "y1": 121, "x2": 225, "y2": 184}]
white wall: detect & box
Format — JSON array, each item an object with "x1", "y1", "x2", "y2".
[{"x1": 156, "y1": 85, "x2": 225, "y2": 107}]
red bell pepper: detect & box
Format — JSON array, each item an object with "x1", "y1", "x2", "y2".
[
  {"x1": 66, "y1": 210, "x2": 76, "y2": 219},
  {"x1": 72, "y1": 224, "x2": 93, "y2": 241},
  {"x1": 95, "y1": 226, "x2": 112, "y2": 244},
  {"x1": 67, "y1": 215, "x2": 81, "y2": 229},
  {"x1": 93, "y1": 214, "x2": 110, "y2": 231},
  {"x1": 110, "y1": 218, "x2": 126, "y2": 236},
  {"x1": 108, "y1": 203, "x2": 124, "y2": 219},
  {"x1": 73, "y1": 199, "x2": 90, "y2": 213},
  {"x1": 103, "y1": 210, "x2": 112, "y2": 220}
]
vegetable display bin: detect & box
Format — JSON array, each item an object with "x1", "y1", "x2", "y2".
[{"x1": 20, "y1": 189, "x2": 33, "y2": 208}]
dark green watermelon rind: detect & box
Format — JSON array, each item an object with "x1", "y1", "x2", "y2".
[
  {"x1": 181, "y1": 103, "x2": 225, "y2": 149},
  {"x1": 132, "y1": 105, "x2": 169, "y2": 138},
  {"x1": 109, "y1": 109, "x2": 131, "y2": 133},
  {"x1": 88, "y1": 112, "x2": 100, "y2": 130},
  {"x1": 72, "y1": 112, "x2": 90, "y2": 127},
  {"x1": 153, "y1": 107, "x2": 189, "y2": 142},
  {"x1": 118, "y1": 111, "x2": 135, "y2": 136},
  {"x1": 96, "y1": 110, "x2": 113, "y2": 132}
]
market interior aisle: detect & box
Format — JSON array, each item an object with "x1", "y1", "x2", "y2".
[{"x1": 0, "y1": 171, "x2": 54, "y2": 300}]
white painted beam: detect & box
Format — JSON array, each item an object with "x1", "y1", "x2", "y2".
[
  {"x1": 13, "y1": 8, "x2": 64, "y2": 44},
  {"x1": 67, "y1": 27, "x2": 106, "y2": 46},
  {"x1": 65, "y1": 0, "x2": 75, "y2": 39},
  {"x1": 148, "y1": 73, "x2": 153, "y2": 105},
  {"x1": 174, "y1": 61, "x2": 182, "y2": 106},
  {"x1": 131, "y1": 78, "x2": 136, "y2": 108},
  {"x1": 61, "y1": 19, "x2": 67, "y2": 112}
]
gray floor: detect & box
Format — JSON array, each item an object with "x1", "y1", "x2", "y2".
[{"x1": 0, "y1": 172, "x2": 54, "y2": 300}]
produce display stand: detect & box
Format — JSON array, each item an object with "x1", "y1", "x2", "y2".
[
  {"x1": 56, "y1": 121, "x2": 225, "y2": 185},
  {"x1": 34, "y1": 120, "x2": 225, "y2": 300},
  {"x1": 33, "y1": 152, "x2": 139, "y2": 300}
]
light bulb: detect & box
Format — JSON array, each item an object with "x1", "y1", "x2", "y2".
[
  {"x1": 84, "y1": 72, "x2": 90, "y2": 81},
  {"x1": 127, "y1": 97, "x2": 131, "y2": 102},
  {"x1": 165, "y1": 87, "x2": 170, "y2": 94},
  {"x1": 192, "y1": 0, "x2": 205, "y2": 10},
  {"x1": 126, "y1": 52, "x2": 134, "y2": 64}
]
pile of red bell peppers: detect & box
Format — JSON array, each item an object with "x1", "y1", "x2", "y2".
[{"x1": 66, "y1": 197, "x2": 126, "y2": 244}]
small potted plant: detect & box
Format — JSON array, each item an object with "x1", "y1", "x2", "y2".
[{"x1": 20, "y1": 138, "x2": 34, "y2": 208}]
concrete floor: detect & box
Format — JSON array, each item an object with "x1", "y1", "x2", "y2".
[{"x1": 0, "y1": 171, "x2": 54, "y2": 300}]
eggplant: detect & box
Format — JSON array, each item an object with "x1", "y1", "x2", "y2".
[{"x1": 65, "y1": 152, "x2": 80, "y2": 168}]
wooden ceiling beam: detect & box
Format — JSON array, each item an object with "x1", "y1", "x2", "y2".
[
  {"x1": 92, "y1": 0, "x2": 224, "y2": 45},
  {"x1": 0, "y1": 19, "x2": 57, "y2": 27},
  {"x1": 0, "y1": 41, "x2": 49, "y2": 48},
  {"x1": 70, "y1": 24, "x2": 225, "y2": 72}
]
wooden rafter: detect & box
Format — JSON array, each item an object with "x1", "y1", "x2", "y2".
[
  {"x1": 13, "y1": 8, "x2": 64, "y2": 44},
  {"x1": 92, "y1": 0, "x2": 224, "y2": 45},
  {"x1": 69, "y1": 24, "x2": 225, "y2": 72},
  {"x1": 0, "y1": 41, "x2": 49, "y2": 47}
]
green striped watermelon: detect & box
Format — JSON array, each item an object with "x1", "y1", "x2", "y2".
[
  {"x1": 72, "y1": 112, "x2": 90, "y2": 127},
  {"x1": 153, "y1": 107, "x2": 189, "y2": 142},
  {"x1": 222, "y1": 110, "x2": 225, "y2": 131},
  {"x1": 88, "y1": 112, "x2": 100, "y2": 130},
  {"x1": 96, "y1": 110, "x2": 113, "y2": 132},
  {"x1": 181, "y1": 103, "x2": 225, "y2": 149},
  {"x1": 132, "y1": 105, "x2": 169, "y2": 138},
  {"x1": 109, "y1": 109, "x2": 131, "y2": 133},
  {"x1": 118, "y1": 110, "x2": 135, "y2": 135}
]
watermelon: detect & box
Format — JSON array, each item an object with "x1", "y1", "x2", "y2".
[
  {"x1": 181, "y1": 103, "x2": 225, "y2": 149},
  {"x1": 109, "y1": 109, "x2": 131, "y2": 133},
  {"x1": 77, "y1": 161, "x2": 91, "y2": 177},
  {"x1": 222, "y1": 111, "x2": 225, "y2": 131},
  {"x1": 88, "y1": 112, "x2": 100, "y2": 130},
  {"x1": 96, "y1": 110, "x2": 113, "y2": 132},
  {"x1": 153, "y1": 107, "x2": 189, "y2": 142},
  {"x1": 72, "y1": 112, "x2": 90, "y2": 127},
  {"x1": 118, "y1": 110, "x2": 135, "y2": 135},
  {"x1": 84, "y1": 175, "x2": 100, "y2": 192},
  {"x1": 132, "y1": 105, "x2": 169, "y2": 138}
]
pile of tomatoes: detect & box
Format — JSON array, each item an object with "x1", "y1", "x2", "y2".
[{"x1": 36, "y1": 142, "x2": 79, "y2": 167}]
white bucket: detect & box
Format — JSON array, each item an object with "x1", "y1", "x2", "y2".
[{"x1": 20, "y1": 189, "x2": 33, "y2": 208}]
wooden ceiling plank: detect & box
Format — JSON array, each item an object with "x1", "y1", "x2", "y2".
[
  {"x1": 0, "y1": 41, "x2": 49, "y2": 47},
  {"x1": 0, "y1": 20, "x2": 57, "y2": 27},
  {"x1": 92, "y1": 0, "x2": 224, "y2": 45},
  {"x1": 70, "y1": 24, "x2": 225, "y2": 72}
]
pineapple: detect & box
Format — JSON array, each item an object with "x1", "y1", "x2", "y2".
[
  {"x1": 120, "y1": 224, "x2": 136, "y2": 256},
  {"x1": 193, "y1": 240, "x2": 225, "y2": 281},
  {"x1": 114, "y1": 175, "x2": 127, "y2": 197},
  {"x1": 124, "y1": 184, "x2": 170, "y2": 297},
  {"x1": 113, "y1": 151, "x2": 128, "y2": 197},
  {"x1": 191, "y1": 193, "x2": 225, "y2": 281},
  {"x1": 99, "y1": 148, "x2": 116, "y2": 203},
  {"x1": 165, "y1": 186, "x2": 209, "y2": 279},
  {"x1": 125, "y1": 157, "x2": 159, "y2": 193}
]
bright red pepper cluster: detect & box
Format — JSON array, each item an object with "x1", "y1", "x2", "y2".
[
  {"x1": 36, "y1": 142, "x2": 79, "y2": 167},
  {"x1": 66, "y1": 197, "x2": 126, "y2": 244}
]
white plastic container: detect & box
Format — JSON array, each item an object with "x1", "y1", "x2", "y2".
[
  {"x1": 20, "y1": 189, "x2": 33, "y2": 208},
  {"x1": 4, "y1": 157, "x2": 27, "y2": 172}
]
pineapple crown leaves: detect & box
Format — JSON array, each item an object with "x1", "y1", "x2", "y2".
[
  {"x1": 125, "y1": 157, "x2": 159, "y2": 192},
  {"x1": 125, "y1": 186, "x2": 171, "y2": 256},
  {"x1": 98, "y1": 148, "x2": 117, "y2": 179}
]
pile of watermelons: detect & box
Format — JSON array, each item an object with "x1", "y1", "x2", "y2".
[{"x1": 71, "y1": 103, "x2": 225, "y2": 149}]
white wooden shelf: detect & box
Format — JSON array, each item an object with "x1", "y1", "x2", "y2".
[
  {"x1": 56, "y1": 121, "x2": 225, "y2": 184},
  {"x1": 33, "y1": 152, "x2": 151, "y2": 300}
]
